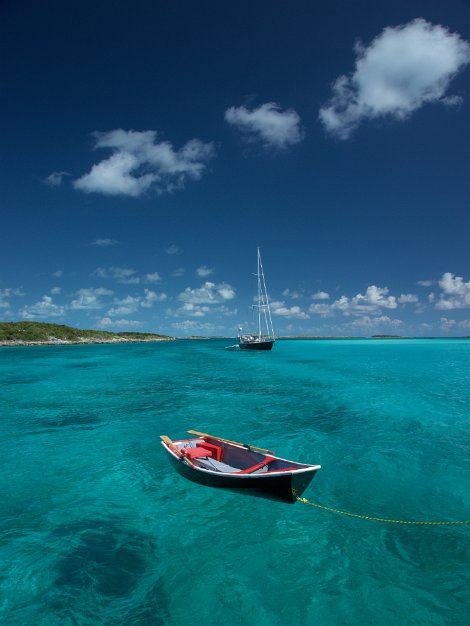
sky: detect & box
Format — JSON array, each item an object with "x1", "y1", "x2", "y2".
[{"x1": 1, "y1": 0, "x2": 469, "y2": 337}]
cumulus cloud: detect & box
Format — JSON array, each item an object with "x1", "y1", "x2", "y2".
[
  {"x1": 97, "y1": 317, "x2": 142, "y2": 328},
  {"x1": 74, "y1": 129, "x2": 216, "y2": 197},
  {"x1": 95, "y1": 266, "x2": 140, "y2": 284},
  {"x1": 270, "y1": 301, "x2": 310, "y2": 319},
  {"x1": 0, "y1": 287, "x2": 24, "y2": 309},
  {"x1": 171, "y1": 320, "x2": 217, "y2": 334},
  {"x1": 168, "y1": 303, "x2": 236, "y2": 319},
  {"x1": 282, "y1": 289, "x2": 303, "y2": 299},
  {"x1": 309, "y1": 285, "x2": 398, "y2": 317},
  {"x1": 319, "y1": 19, "x2": 470, "y2": 139},
  {"x1": 312, "y1": 291, "x2": 330, "y2": 301},
  {"x1": 107, "y1": 295, "x2": 141, "y2": 316},
  {"x1": 144, "y1": 272, "x2": 161, "y2": 283},
  {"x1": 91, "y1": 238, "x2": 118, "y2": 246},
  {"x1": 398, "y1": 293, "x2": 419, "y2": 304},
  {"x1": 45, "y1": 171, "x2": 71, "y2": 187},
  {"x1": 178, "y1": 281, "x2": 236, "y2": 305},
  {"x1": 225, "y1": 102, "x2": 304, "y2": 149},
  {"x1": 106, "y1": 290, "x2": 167, "y2": 316},
  {"x1": 165, "y1": 244, "x2": 180, "y2": 255},
  {"x1": 196, "y1": 266, "x2": 214, "y2": 278},
  {"x1": 435, "y1": 272, "x2": 470, "y2": 310},
  {"x1": 346, "y1": 315, "x2": 403, "y2": 329},
  {"x1": 418, "y1": 279, "x2": 434, "y2": 287},
  {"x1": 69, "y1": 288, "x2": 114, "y2": 310},
  {"x1": 141, "y1": 289, "x2": 167, "y2": 308},
  {"x1": 20, "y1": 296, "x2": 65, "y2": 319},
  {"x1": 336, "y1": 285, "x2": 397, "y2": 313}
]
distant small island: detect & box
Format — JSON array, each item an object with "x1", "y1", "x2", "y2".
[{"x1": 0, "y1": 322, "x2": 173, "y2": 346}]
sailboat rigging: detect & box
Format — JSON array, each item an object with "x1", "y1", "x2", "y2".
[{"x1": 238, "y1": 248, "x2": 275, "y2": 351}]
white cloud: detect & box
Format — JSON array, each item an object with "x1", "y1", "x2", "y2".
[
  {"x1": 177, "y1": 303, "x2": 210, "y2": 317},
  {"x1": 336, "y1": 285, "x2": 397, "y2": 313},
  {"x1": 178, "y1": 281, "x2": 236, "y2": 305},
  {"x1": 141, "y1": 289, "x2": 166, "y2": 308},
  {"x1": 418, "y1": 280, "x2": 434, "y2": 287},
  {"x1": 74, "y1": 129, "x2": 215, "y2": 197},
  {"x1": 91, "y1": 238, "x2": 118, "y2": 246},
  {"x1": 196, "y1": 265, "x2": 214, "y2": 278},
  {"x1": 312, "y1": 291, "x2": 330, "y2": 301},
  {"x1": 0, "y1": 287, "x2": 24, "y2": 309},
  {"x1": 165, "y1": 244, "x2": 180, "y2": 255},
  {"x1": 225, "y1": 102, "x2": 304, "y2": 149},
  {"x1": 440, "y1": 317, "x2": 470, "y2": 331},
  {"x1": 97, "y1": 317, "x2": 142, "y2": 328},
  {"x1": 319, "y1": 19, "x2": 470, "y2": 139},
  {"x1": 20, "y1": 296, "x2": 65, "y2": 319},
  {"x1": 282, "y1": 289, "x2": 303, "y2": 299},
  {"x1": 168, "y1": 302, "x2": 236, "y2": 318},
  {"x1": 435, "y1": 272, "x2": 470, "y2": 310},
  {"x1": 309, "y1": 285, "x2": 398, "y2": 317},
  {"x1": 271, "y1": 301, "x2": 310, "y2": 319},
  {"x1": 52, "y1": 270, "x2": 63, "y2": 278},
  {"x1": 45, "y1": 171, "x2": 71, "y2": 187},
  {"x1": 105, "y1": 289, "x2": 167, "y2": 316},
  {"x1": 346, "y1": 315, "x2": 403, "y2": 329},
  {"x1": 145, "y1": 272, "x2": 161, "y2": 283},
  {"x1": 50, "y1": 287, "x2": 61, "y2": 295},
  {"x1": 95, "y1": 266, "x2": 140, "y2": 284},
  {"x1": 107, "y1": 295, "x2": 141, "y2": 317},
  {"x1": 171, "y1": 320, "x2": 217, "y2": 334},
  {"x1": 70, "y1": 288, "x2": 113, "y2": 310},
  {"x1": 308, "y1": 302, "x2": 332, "y2": 317},
  {"x1": 171, "y1": 267, "x2": 185, "y2": 277},
  {"x1": 398, "y1": 293, "x2": 419, "y2": 304}
]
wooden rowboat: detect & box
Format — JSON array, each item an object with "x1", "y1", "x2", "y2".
[{"x1": 161, "y1": 430, "x2": 321, "y2": 503}]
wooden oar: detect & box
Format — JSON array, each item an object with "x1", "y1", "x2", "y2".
[
  {"x1": 187, "y1": 430, "x2": 274, "y2": 454},
  {"x1": 160, "y1": 435, "x2": 196, "y2": 467}
]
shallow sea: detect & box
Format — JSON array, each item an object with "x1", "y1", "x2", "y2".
[{"x1": 0, "y1": 338, "x2": 469, "y2": 625}]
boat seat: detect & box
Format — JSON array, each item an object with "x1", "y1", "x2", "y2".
[
  {"x1": 183, "y1": 447, "x2": 213, "y2": 460},
  {"x1": 199, "y1": 441, "x2": 223, "y2": 461},
  {"x1": 237, "y1": 456, "x2": 275, "y2": 474},
  {"x1": 195, "y1": 458, "x2": 239, "y2": 473}
]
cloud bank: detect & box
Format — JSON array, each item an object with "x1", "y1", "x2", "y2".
[
  {"x1": 74, "y1": 129, "x2": 216, "y2": 197},
  {"x1": 225, "y1": 102, "x2": 304, "y2": 149},
  {"x1": 320, "y1": 18, "x2": 470, "y2": 139}
]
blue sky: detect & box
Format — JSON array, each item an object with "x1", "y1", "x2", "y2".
[{"x1": 1, "y1": 0, "x2": 469, "y2": 337}]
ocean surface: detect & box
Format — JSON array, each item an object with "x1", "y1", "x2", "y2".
[{"x1": 0, "y1": 338, "x2": 469, "y2": 625}]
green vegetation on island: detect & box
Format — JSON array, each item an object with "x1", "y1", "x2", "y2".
[{"x1": 0, "y1": 322, "x2": 172, "y2": 345}]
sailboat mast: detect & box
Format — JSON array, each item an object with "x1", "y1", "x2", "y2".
[
  {"x1": 257, "y1": 247, "x2": 262, "y2": 340},
  {"x1": 258, "y1": 248, "x2": 274, "y2": 340}
]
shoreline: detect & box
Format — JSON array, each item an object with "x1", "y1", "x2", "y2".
[{"x1": 0, "y1": 337, "x2": 174, "y2": 347}]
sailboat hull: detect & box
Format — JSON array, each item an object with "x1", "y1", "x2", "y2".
[{"x1": 238, "y1": 340, "x2": 274, "y2": 351}]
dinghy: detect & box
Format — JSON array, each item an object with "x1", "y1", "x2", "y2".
[{"x1": 161, "y1": 430, "x2": 321, "y2": 503}]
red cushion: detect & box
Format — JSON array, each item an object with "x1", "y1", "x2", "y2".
[
  {"x1": 184, "y1": 447, "x2": 213, "y2": 459},
  {"x1": 199, "y1": 442, "x2": 223, "y2": 461}
]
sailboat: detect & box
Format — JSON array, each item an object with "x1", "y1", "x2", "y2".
[{"x1": 238, "y1": 248, "x2": 275, "y2": 351}]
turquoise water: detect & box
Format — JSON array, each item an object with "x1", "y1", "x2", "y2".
[{"x1": 0, "y1": 338, "x2": 469, "y2": 625}]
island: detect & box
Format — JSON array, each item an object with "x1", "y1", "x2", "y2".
[{"x1": 0, "y1": 322, "x2": 173, "y2": 346}]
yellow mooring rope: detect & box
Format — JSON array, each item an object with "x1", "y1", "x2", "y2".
[{"x1": 296, "y1": 496, "x2": 470, "y2": 525}]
